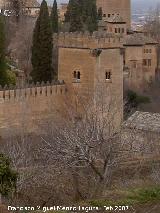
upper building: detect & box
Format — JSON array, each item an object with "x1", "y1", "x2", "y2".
[
  {"x1": 24, "y1": 0, "x2": 40, "y2": 17},
  {"x1": 0, "y1": 0, "x2": 40, "y2": 17},
  {"x1": 123, "y1": 33, "x2": 158, "y2": 91},
  {"x1": 58, "y1": 3, "x2": 68, "y2": 22},
  {"x1": 97, "y1": 0, "x2": 131, "y2": 30}
]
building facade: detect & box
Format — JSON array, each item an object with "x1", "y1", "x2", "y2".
[
  {"x1": 97, "y1": 0, "x2": 131, "y2": 30},
  {"x1": 0, "y1": 0, "x2": 40, "y2": 17},
  {"x1": 123, "y1": 34, "x2": 158, "y2": 91},
  {"x1": 24, "y1": 0, "x2": 40, "y2": 17},
  {"x1": 57, "y1": 32, "x2": 124, "y2": 126},
  {"x1": 96, "y1": 0, "x2": 158, "y2": 91}
]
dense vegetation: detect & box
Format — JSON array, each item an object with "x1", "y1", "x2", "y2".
[
  {"x1": 124, "y1": 90, "x2": 151, "y2": 117},
  {"x1": 65, "y1": 0, "x2": 98, "y2": 32},
  {"x1": 0, "y1": 15, "x2": 16, "y2": 87},
  {"x1": 0, "y1": 154, "x2": 17, "y2": 197},
  {"x1": 50, "y1": 0, "x2": 59, "y2": 33}
]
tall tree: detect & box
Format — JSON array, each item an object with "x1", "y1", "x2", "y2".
[
  {"x1": 85, "y1": 0, "x2": 98, "y2": 32},
  {"x1": 50, "y1": 0, "x2": 59, "y2": 33},
  {"x1": 31, "y1": 0, "x2": 53, "y2": 83},
  {"x1": 98, "y1": 7, "x2": 103, "y2": 20},
  {"x1": 65, "y1": 0, "x2": 83, "y2": 32},
  {"x1": 65, "y1": 0, "x2": 98, "y2": 32}
]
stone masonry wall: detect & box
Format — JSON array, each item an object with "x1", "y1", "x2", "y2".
[{"x1": 0, "y1": 83, "x2": 67, "y2": 138}]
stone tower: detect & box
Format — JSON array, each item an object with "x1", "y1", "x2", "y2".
[
  {"x1": 97, "y1": 0, "x2": 131, "y2": 30},
  {"x1": 57, "y1": 32, "x2": 124, "y2": 126}
]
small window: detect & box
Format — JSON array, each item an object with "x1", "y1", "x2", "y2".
[
  {"x1": 106, "y1": 71, "x2": 112, "y2": 80},
  {"x1": 77, "y1": 71, "x2": 81, "y2": 80},
  {"x1": 73, "y1": 71, "x2": 81, "y2": 82},
  {"x1": 118, "y1": 28, "x2": 121, "y2": 33},
  {"x1": 103, "y1": 14, "x2": 106, "y2": 17},
  {"x1": 149, "y1": 49, "x2": 152, "y2": 53},
  {"x1": 146, "y1": 49, "x2": 149, "y2": 53},
  {"x1": 148, "y1": 59, "x2": 152, "y2": 66},
  {"x1": 122, "y1": 28, "x2": 124, "y2": 33},
  {"x1": 115, "y1": 28, "x2": 117, "y2": 33},
  {"x1": 108, "y1": 14, "x2": 111, "y2": 17}
]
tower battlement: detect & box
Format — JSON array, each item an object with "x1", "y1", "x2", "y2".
[{"x1": 54, "y1": 32, "x2": 124, "y2": 49}]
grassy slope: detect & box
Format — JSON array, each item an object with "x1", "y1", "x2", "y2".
[{"x1": 36, "y1": 186, "x2": 160, "y2": 213}]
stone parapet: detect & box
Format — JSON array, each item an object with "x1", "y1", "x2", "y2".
[
  {"x1": 0, "y1": 81, "x2": 67, "y2": 102},
  {"x1": 53, "y1": 31, "x2": 124, "y2": 49}
]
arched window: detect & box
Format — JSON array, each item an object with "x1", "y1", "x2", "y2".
[
  {"x1": 77, "y1": 71, "x2": 81, "y2": 80},
  {"x1": 73, "y1": 71, "x2": 81, "y2": 82},
  {"x1": 106, "y1": 71, "x2": 111, "y2": 80},
  {"x1": 73, "y1": 71, "x2": 77, "y2": 79}
]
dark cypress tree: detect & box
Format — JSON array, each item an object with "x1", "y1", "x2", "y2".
[
  {"x1": 50, "y1": 0, "x2": 59, "y2": 33},
  {"x1": 65, "y1": 0, "x2": 98, "y2": 33},
  {"x1": 65, "y1": 0, "x2": 83, "y2": 32},
  {"x1": 86, "y1": 0, "x2": 98, "y2": 32},
  {"x1": 98, "y1": 7, "x2": 103, "y2": 20},
  {"x1": 31, "y1": 0, "x2": 53, "y2": 83}
]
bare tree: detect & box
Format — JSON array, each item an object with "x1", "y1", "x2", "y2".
[
  {"x1": 8, "y1": 17, "x2": 35, "y2": 80},
  {"x1": 35, "y1": 86, "x2": 125, "y2": 200}
]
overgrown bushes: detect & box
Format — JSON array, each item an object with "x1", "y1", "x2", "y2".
[
  {"x1": 0, "y1": 153, "x2": 18, "y2": 197},
  {"x1": 125, "y1": 90, "x2": 151, "y2": 117}
]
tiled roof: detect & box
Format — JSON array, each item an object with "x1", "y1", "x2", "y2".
[
  {"x1": 124, "y1": 111, "x2": 160, "y2": 133},
  {"x1": 98, "y1": 15, "x2": 126, "y2": 27},
  {"x1": 107, "y1": 14, "x2": 126, "y2": 23},
  {"x1": 124, "y1": 33, "x2": 158, "y2": 46}
]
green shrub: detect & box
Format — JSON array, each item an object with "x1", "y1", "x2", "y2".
[
  {"x1": 88, "y1": 186, "x2": 160, "y2": 207},
  {"x1": 0, "y1": 63, "x2": 16, "y2": 87},
  {"x1": 0, "y1": 153, "x2": 18, "y2": 196},
  {"x1": 126, "y1": 90, "x2": 150, "y2": 108},
  {"x1": 6, "y1": 70, "x2": 16, "y2": 86}
]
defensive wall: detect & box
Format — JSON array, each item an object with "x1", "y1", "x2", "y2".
[
  {"x1": 0, "y1": 82, "x2": 68, "y2": 138},
  {"x1": 0, "y1": 32, "x2": 124, "y2": 138},
  {"x1": 54, "y1": 31, "x2": 124, "y2": 49}
]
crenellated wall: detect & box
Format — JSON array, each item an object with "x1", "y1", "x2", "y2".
[
  {"x1": 0, "y1": 82, "x2": 66, "y2": 102},
  {"x1": 0, "y1": 31, "x2": 124, "y2": 138},
  {"x1": 57, "y1": 32, "x2": 124, "y2": 129},
  {"x1": 0, "y1": 82, "x2": 68, "y2": 138},
  {"x1": 54, "y1": 32, "x2": 124, "y2": 49}
]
